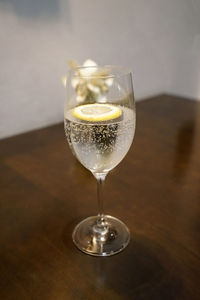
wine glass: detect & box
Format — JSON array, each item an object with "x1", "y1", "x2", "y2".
[{"x1": 64, "y1": 65, "x2": 136, "y2": 256}]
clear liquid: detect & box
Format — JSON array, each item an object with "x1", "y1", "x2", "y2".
[{"x1": 64, "y1": 106, "x2": 135, "y2": 174}]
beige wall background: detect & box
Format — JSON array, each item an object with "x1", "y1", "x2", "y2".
[{"x1": 1, "y1": 0, "x2": 200, "y2": 138}]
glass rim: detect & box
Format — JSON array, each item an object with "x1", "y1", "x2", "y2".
[{"x1": 68, "y1": 65, "x2": 132, "y2": 79}]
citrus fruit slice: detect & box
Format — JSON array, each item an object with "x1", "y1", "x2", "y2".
[{"x1": 72, "y1": 103, "x2": 121, "y2": 122}]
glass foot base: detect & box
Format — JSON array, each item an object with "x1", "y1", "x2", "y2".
[{"x1": 72, "y1": 215, "x2": 130, "y2": 256}]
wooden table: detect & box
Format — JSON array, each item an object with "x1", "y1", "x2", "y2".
[{"x1": 0, "y1": 95, "x2": 200, "y2": 299}]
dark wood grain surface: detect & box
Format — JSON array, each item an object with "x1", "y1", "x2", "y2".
[{"x1": 0, "y1": 94, "x2": 200, "y2": 299}]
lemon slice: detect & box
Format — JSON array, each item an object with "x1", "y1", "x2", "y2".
[{"x1": 72, "y1": 103, "x2": 121, "y2": 122}]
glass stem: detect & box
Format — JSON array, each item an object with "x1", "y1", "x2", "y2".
[{"x1": 94, "y1": 173, "x2": 107, "y2": 227}]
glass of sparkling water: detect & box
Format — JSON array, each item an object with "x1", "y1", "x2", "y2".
[{"x1": 64, "y1": 65, "x2": 136, "y2": 256}]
